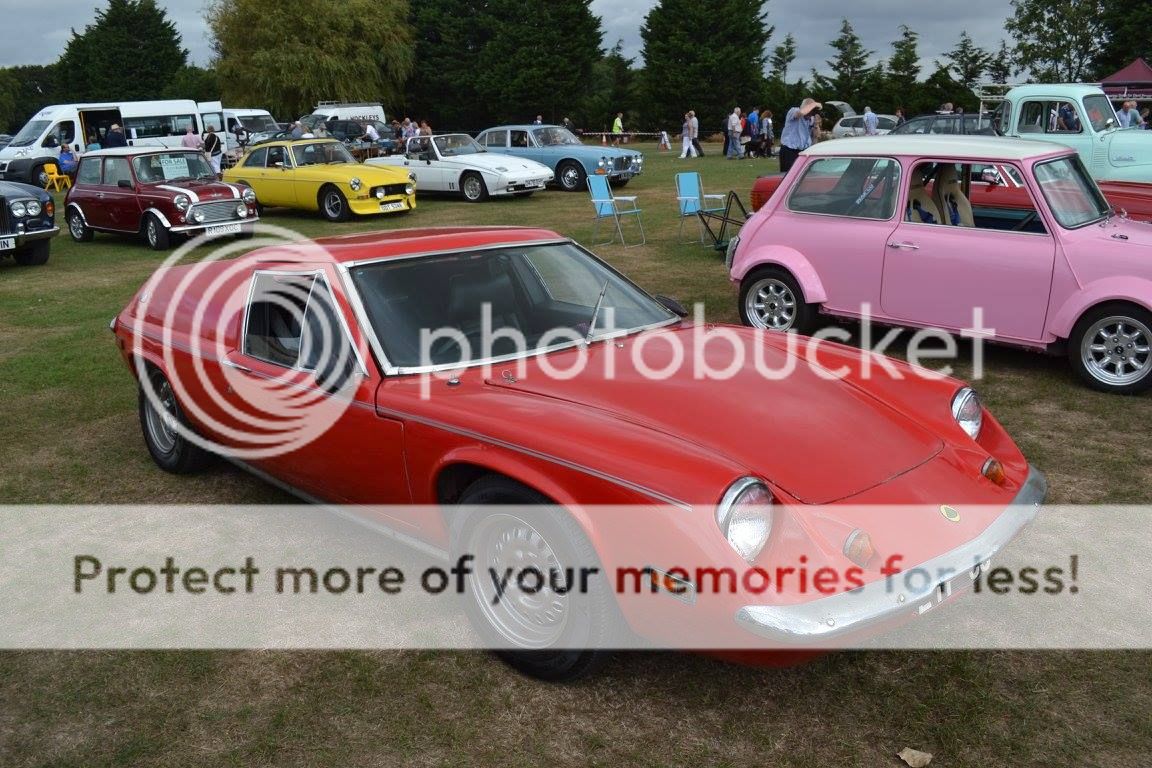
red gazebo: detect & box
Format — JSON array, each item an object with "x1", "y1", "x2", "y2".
[{"x1": 1101, "y1": 58, "x2": 1152, "y2": 100}]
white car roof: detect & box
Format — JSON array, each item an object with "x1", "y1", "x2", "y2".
[
  {"x1": 80, "y1": 147, "x2": 203, "y2": 158},
  {"x1": 805, "y1": 135, "x2": 1074, "y2": 161}
]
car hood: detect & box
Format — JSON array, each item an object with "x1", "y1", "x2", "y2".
[
  {"x1": 0, "y1": 179, "x2": 47, "y2": 198},
  {"x1": 448, "y1": 153, "x2": 552, "y2": 175},
  {"x1": 142, "y1": 179, "x2": 244, "y2": 201},
  {"x1": 482, "y1": 326, "x2": 943, "y2": 504}
]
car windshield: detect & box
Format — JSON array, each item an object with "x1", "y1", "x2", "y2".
[
  {"x1": 434, "y1": 134, "x2": 485, "y2": 156},
  {"x1": 240, "y1": 115, "x2": 277, "y2": 131},
  {"x1": 532, "y1": 127, "x2": 582, "y2": 147},
  {"x1": 1034, "y1": 155, "x2": 1110, "y2": 228},
  {"x1": 9, "y1": 120, "x2": 50, "y2": 148},
  {"x1": 131, "y1": 151, "x2": 215, "y2": 182},
  {"x1": 350, "y1": 242, "x2": 677, "y2": 369},
  {"x1": 1082, "y1": 95, "x2": 1118, "y2": 132},
  {"x1": 292, "y1": 141, "x2": 354, "y2": 165}
]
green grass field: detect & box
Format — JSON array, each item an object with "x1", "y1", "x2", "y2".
[{"x1": 1, "y1": 145, "x2": 1149, "y2": 767}]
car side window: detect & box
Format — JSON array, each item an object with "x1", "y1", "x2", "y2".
[
  {"x1": 482, "y1": 131, "x2": 506, "y2": 148},
  {"x1": 787, "y1": 157, "x2": 900, "y2": 220},
  {"x1": 76, "y1": 157, "x2": 101, "y2": 185},
  {"x1": 510, "y1": 130, "x2": 528, "y2": 148},
  {"x1": 244, "y1": 147, "x2": 268, "y2": 168},
  {"x1": 243, "y1": 272, "x2": 359, "y2": 384},
  {"x1": 102, "y1": 157, "x2": 132, "y2": 186},
  {"x1": 267, "y1": 146, "x2": 287, "y2": 167}
]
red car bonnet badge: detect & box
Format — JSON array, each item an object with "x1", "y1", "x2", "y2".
[{"x1": 940, "y1": 505, "x2": 961, "y2": 522}]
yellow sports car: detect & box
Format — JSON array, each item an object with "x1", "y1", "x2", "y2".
[{"x1": 224, "y1": 139, "x2": 415, "y2": 221}]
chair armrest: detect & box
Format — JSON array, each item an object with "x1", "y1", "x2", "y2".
[
  {"x1": 615, "y1": 195, "x2": 638, "y2": 203},
  {"x1": 703, "y1": 194, "x2": 725, "y2": 202}
]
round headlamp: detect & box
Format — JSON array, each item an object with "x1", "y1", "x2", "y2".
[
  {"x1": 26, "y1": 200, "x2": 42, "y2": 216},
  {"x1": 236, "y1": 203, "x2": 248, "y2": 218},
  {"x1": 405, "y1": 184, "x2": 415, "y2": 196},
  {"x1": 375, "y1": 188, "x2": 385, "y2": 199},
  {"x1": 349, "y1": 177, "x2": 362, "y2": 191},
  {"x1": 241, "y1": 187, "x2": 257, "y2": 204},
  {"x1": 174, "y1": 195, "x2": 191, "y2": 212},
  {"x1": 10, "y1": 201, "x2": 27, "y2": 217},
  {"x1": 716, "y1": 478, "x2": 774, "y2": 562},
  {"x1": 951, "y1": 387, "x2": 983, "y2": 439},
  {"x1": 191, "y1": 208, "x2": 205, "y2": 223}
]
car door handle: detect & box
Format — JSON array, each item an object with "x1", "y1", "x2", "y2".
[
  {"x1": 887, "y1": 241, "x2": 920, "y2": 250},
  {"x1": 222, "y1": 358, "x2": 253, "y2": 374}
]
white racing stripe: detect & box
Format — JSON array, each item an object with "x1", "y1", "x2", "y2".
[{"x1": 157, "y1": 184, "x2": 199, "y2": 203}]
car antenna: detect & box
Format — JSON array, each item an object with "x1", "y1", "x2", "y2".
[{"x1": 585, "y1": 279, "x2": 610, "y2": 344}]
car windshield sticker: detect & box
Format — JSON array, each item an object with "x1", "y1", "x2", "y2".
[{"x1": 158, "y1": 155, "x2": 191, "y2": 180}]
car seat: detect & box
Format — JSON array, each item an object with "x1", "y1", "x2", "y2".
[{"x1": 934, "y1": 165, "x2": 974, "y2": 227}]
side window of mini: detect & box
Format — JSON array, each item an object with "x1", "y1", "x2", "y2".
[
  {"x1": 243, "y1": 272, "x2": 361, "y2": 387},
  {"x1": 102, "y1": 157, "x2": 132, "y2": 186},
  {"x1": 788, "y1": 157, "x2": 900, "y2": 220},
  {"x1": 76, "y1": 157, "x2": 101, "y2": 185},
  {"x1": 244, "y1": 147, "x2": 268, "y2": 168}
]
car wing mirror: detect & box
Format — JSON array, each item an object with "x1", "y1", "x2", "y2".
[
  {"x1": 117, "y1": 179, "x2": 133, "y2": 189},
  {"x1": 654, "y1": 295, "x2": 689, "y2": 317},
  {"x1": 980, "y1": 168, "x2": 1002, "y2": 186}
]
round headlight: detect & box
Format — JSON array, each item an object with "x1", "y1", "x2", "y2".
[
  {"x1": 236, "y1": 203, "x2": 248, "y2": 218},
  {"x1": 717, "y1": 478, "x2": 774, "y2": 562},
  {"x1": 635, "y1": 155, "x2": 644, "y2": 164},
  {"x1": 191, "y1": 208, "x2": 205, "y2": 223},
  {"x1": 598, "y1": 157, "x2": 608, "y2": 168},
  {"x1": 349, "y1": 177, "x2": 362, "y2": 191},
  {"x1": 405, "y1": 184, "x2": 415, "y2": 196},
  {"x1": 951, "y1": 387, "x2": 983, "y2": 439},
  {"x1": 26, "y1": 200, "x2": 42, "y2": 216},
  {"x1": 10, "y1": 201, "x2": 27, "y2": 217},
  {"x1": 241, "y1": 187, "x2": 257, "y2": 203},
  {"x1": 375, "y1": 188, "x2": 385, "y2": 199},
  {"x1": 174, "y1": 195, "x2": 190, "y2": 212}
]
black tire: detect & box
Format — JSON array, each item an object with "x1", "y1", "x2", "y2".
[
  {"x1": 32, "y1": 164, "x2": 50, "y2": 189},
  {"x1": 1068, "y1": 302, "x2": 1152, "y2": 395},
  {"x1": 13, "y1": 240, "x2": 50, "y2": 266},
  {"x1": 138, "y1": 366, "x2": 214, "y2": 474},
  {"x1": 319, "y1": 185, "x2": 351, "y2": 222},
  {"x1": 143, "y1": 213, "x2": 171, "y2": 251},
  {"x1": 460, "y1": 171, "x2": 488, "y2": 202},
  {"x1": 738, "y1": 267, "x2": 816, "y2": 334},
  {"x1": 67, "y1": 207, "x2": 94, "y2": 242},
  {"x1": 556, "y1": 160, "x2": 586, "y2": 192},
  {"x1": 450, "y1": 476, "x2": 616, "y2": 682}
]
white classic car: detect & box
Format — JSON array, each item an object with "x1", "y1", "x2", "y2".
[{"x1": 365, "y1": 134, "x2": 554, "y2": 202}]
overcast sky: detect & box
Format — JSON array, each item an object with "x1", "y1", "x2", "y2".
[{"x1": 3, "y1": 0, "x2": 1017, "y2": 81}]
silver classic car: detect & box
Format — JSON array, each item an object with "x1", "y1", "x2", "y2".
[{"x1": 475, "y1": 124, "x2": 643, "y2": 192}]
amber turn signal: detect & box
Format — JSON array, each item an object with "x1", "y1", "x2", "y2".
[
  {"x1": 982, "y1": 458, "x2": 1006, "y2": 486},
  {"x1": 843, "y1": 529, "x2": 875, "y2": 568}
]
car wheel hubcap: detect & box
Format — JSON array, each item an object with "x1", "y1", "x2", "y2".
[
  {"x1": 470, "y1": 514, "x2": 568, "y2": 648},
  {"x1": 748, "y1": 279, "x2": 797, "y2": 330},
  {"x1": 144, "y1": 379, "x2": 179, "y2": 454},
  {"x1": 463, "y1": 177, "x2": 482, "y2": 199},
  {"x1": 325, "y1": 192, "x2": 342, "y2": 217},
  {"x1": 561, "y1": 166, "x2": 579, "y2": 189},
  {"x1": 69, "y1": 214, "x2": 85, "y2": 239},
  {"x1": 147, "y1": 220, "x2": 158, "y2": 246},
  {"x1": 1082, "y1": 315, "x2": 1152, "y2": 386}
]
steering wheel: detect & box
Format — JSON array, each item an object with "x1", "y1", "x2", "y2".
[{"x1": 1012, "y1": 211, "x2": 1038, "y2": 232}]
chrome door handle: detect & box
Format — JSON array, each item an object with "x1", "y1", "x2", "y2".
[
  {"x1": 887, "y1": 241, "x2": 920, "y2": 250},
  {"x1": 222, "y1": 358, "x2": 253, "y2": 373}
]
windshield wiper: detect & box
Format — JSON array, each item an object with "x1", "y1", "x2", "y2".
[{"x1": 584, "y1": 279, "x2": 610, "y2": 343}]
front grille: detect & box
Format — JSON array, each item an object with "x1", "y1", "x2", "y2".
[
  {"x1": 377, "y1": 183, "x2": 409, "y2": 197},
  {"x1": 0, "y1": 196, "x2": 9, "y2": 235},
  {"x1": 612, "y1": 157, "x2": 635, "y2": 172},
  {"x1": 191, "y1": 200, "x2": 241, "y2": 224}
]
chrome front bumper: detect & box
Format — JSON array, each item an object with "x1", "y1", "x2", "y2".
[
  {"x1": 3, "y1": 225, "x2": 60, "y2": 246},
  {"x1": 735, "y1": 465, "x2": 1048, "y2": 643}
]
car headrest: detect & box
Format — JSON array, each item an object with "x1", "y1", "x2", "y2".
[{"x1": 448, "y1": 269, "x2": 517, "y2": 322}]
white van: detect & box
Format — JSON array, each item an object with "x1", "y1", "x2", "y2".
[
  {"x1": 301, "y1": 101, "x2": 387, "y2": 129},
  {"x1": 224, "y1": 108, "x2": 279, "y2": 138},
  {"x1": 0, "y1": 99, "x2": 229, "y2": 186}
]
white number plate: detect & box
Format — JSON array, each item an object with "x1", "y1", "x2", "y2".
[
  {"x1": 380, "y1": 201, "x2": 406, "y2": 212},
  {"x1": 205, "y1": 223, "x2": 242, "y2": 236},
  {"x1": 0, "y1": 237, "x2": 14, "y2": 251}
]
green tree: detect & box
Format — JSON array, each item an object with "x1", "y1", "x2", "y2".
[
  {"x1": 812, "y1": 19, "x2": 873, "y2": 107},
  {"x1": 583, "y1": 42, "x2": 636, "y2": 132},
  {"x1": 945, "y1": 31, "x2": 991, "y2": 89},
  {"x1": 766, "y1": 33, "x2": 797, "y2": 110},
  {"x1": 207, "y1": 0, "x2": 414, "y2": 119},
  {"x1": 473, "y1": 0, "x2": 602, "y2": 126},
  {"x1": 1093, "y1": 0, "x2": 1152, "y2": 77},
  {"x1": 1005, "y1": 0, "x2": 1104, "y2": 82},
  {"x1": 640, "y1": 0, "x2": 772, "y2": 132},
  {"x1": 0, "y1": 65, "x2": 60, "y2": 134},
  {"x1": 58, "y1": 0, "x2": 187, "y2": 101},
  {"x1": 0, "y1": 69, "x2": 18, "y2": 134},
  {"x1": 987, "y1": 40, "x2": 1016, "y2": 84},
  {"x1": 404, "y1": 0, "x2": 489, "y2": 129},
  {"x1": 164, "y1": 65, "x2": 220, "y2": 102}
]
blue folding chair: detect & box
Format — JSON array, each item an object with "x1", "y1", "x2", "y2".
[
  {"x1": 676, "y1": 172, "x2": 726, "y2": 243},
  {"x1": 588, "y1": 174, "x2": 645, "y2": 247}
]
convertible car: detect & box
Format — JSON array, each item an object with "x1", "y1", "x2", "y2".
[
  {"x1": 475, "y1": 124, "x2": 643, "y2": 191},
  {"x1": 223, "y1": 138, "x2": 415, "y2": 222},
  {"x1": 112, "y1": 226, "x2": 1045, "y2": 680},
  {"x1": 734, "y1": 136, "x2": 1152, "y2": 394},
  {"x1": 366, "y1": 134, "x2": 553, "y2": 202}
]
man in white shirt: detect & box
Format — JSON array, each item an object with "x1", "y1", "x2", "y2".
[
  {"x1": 726, "y1": 107, "x2": 743, "y2": 159},
  {"x1": 863, "y1": 106, "x2": 879, "y2": 135}
]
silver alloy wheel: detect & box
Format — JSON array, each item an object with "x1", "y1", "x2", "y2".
[
  {"x1": 469, "y1": 513, "x2": 568, "y2": 649},
  {"x1": 462, "y1": 174, "x2": 484, "y2": 201},
  {"x1": 146, "y1": 218, "x2": 159, "y2": 247},
  {"x1": 68, "y1": 212, "x2": 86, "y2": 240},
  {"x1": 558, "y1": 163, "x2": 582, "y2": 191},
  {"x1": 746, "y1": 277, "x2": 798, "y2": 330},
  {"x1": 1080, "y1": 314, "x2": 1152, "y2": 387},
  {"x1": 324, "y1": 190, "x2": 344, "y2": 219},
  {"x1": 143, "y1": 378, "x2": 179, "y2": 455}
]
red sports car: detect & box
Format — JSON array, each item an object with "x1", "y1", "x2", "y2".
[{"x1": 111, "y1": 226, "x2": 1045, "y2": 680}]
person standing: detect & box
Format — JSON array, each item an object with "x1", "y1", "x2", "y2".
[
  {"x1": 290, "y1": 121, "x2": 304, "y2": 139},
  {"x1": 778, "y1": 97, "x2": 821, "y2": 173},
  {"x1": 746, "y1": 106, "x2": 760, "y2": 157},
  {"x1": 687, "y1": 110, "x2": 703, "y2": 156},
  {"x1": 611, "y1": 112, "x2": 624, "y2": 146},
  {"x1": 1117, "y1": 101, "x2": 1139, "y2": 127},
  {"x1": 895, "y1": 107, "x2": 907, "y2": 127},
  {"x1": 726, "y1": 106, "x2": 743, "y2": 159},
  {"x1": 761, "y1": 109, "x2": 774, "y2": 158},
  {"x1": 533, "y1": 115, "x2": 543, "y2": 125},
  {"x1": 180, "y1": 125, "x2": 201, "y2": 149},
  {"x1": 202, "y1": 126, "x2": 223, "y2": 177},
  {"x1": 862, "y1": 106, "x2": 879, "y2": 136},
  {"x1": 678, "y1": 112, "x2": 698, "y2": 158},
  {"x1": 103, "y1": 123, "x2": 127, "y2": 148}
]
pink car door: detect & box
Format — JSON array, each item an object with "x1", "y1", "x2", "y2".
[{"x1": 880, "y1": 162, "x2": 1056, "y2": 342}]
